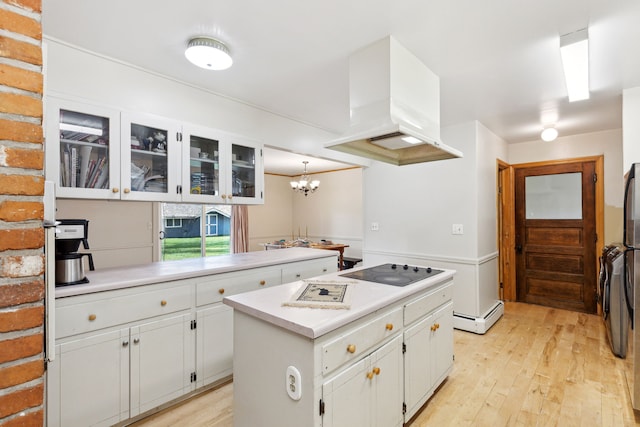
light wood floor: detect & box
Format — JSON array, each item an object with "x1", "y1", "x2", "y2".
[{"x1": 130, "y1": 302, "x2": 640, "y2": 426}]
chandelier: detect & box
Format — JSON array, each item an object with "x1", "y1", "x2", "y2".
[{"x1": 290, "y1": 161, "x2": 320, "y2": 196}]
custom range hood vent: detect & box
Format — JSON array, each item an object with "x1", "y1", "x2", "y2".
[{"x1": 326, "y1": 36, "x2": 462, "y2": 166}]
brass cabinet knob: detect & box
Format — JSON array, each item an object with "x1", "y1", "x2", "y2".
[
  {"x1": 435, "y1": 323, "x2": 440, "y2": 329},
  {"x1": 160, "y1": 300, "x2": 167, "y2": 306},
  {"x1": 431, "y1": 324, "x2": 437, "y2": 332},
  {"x1": 222, "y1": 194, "x2": 227, "y2": 200},
  {"x1": 366, "y1": 371, "x2": 374, "y2": 380},
  {"x1": 112, "y1": 187, "x2": 119, "y2": 193},
  {"x1": 373, "y1": 367, "x2": 381, "y2": 375},
  {"x1": 133, "y1": 338, "x2": 140, "y2": 344},
  {"x1": 228, "y1": 195, "x2": 233, "y2": 200},
  {"x1": 88, "y1": 314, "x2": 97, "y2": 321},
  {"x1": 123, "y1": 188, "x2": 131, "y2": 194},
  {"x1": 218, "y1": 288, "x2": 225, "y2": 294},
  {"x1": 347, "y1": 344, "x2": 356, "y2": 354},
  {"x1": 122, "y1": 341, "x2": 129, "y2": 347},
  {"x1": 259, "y1": 280, "x2": 266, "y2": 286},
  {"x1": 385, "y1": 323, "x2": 394, "y2": 331}
]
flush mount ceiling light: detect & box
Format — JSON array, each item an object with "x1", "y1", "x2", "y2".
[
  {"x1": 560, "y1": 28, "x2": 589, "y2": 102},
  {"x1": 541, "y1": 127, "x2": 559, "y2": 142},
  {"x1": 185, "y1": 37, "x2": 233, "y2": 70},
  {"x1": 290, "y1": 161, "x2": 320, "y2": 197}
]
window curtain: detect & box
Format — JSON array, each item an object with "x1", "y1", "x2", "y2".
[{"x1": 232, "y1": 205, "x2": 249, "y2": 253}]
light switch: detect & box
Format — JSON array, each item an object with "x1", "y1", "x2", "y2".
[{"x1": 371, "y1": 222, "x2": 379, "y2": 231}]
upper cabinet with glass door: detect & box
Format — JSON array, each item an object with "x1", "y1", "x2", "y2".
[
  {"x1": 182, "y1": 125, "x2": 263, "y2": 205},
  {"x1": 45, "y1": 97, "x2": 121, "y2": 199},
  {"x1": 121, "y1": 112, "x2": 181, "y2": 202}
]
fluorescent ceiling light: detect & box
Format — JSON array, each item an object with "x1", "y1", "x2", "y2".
[
  {"x1": 560, "y1": 28, "x2": 589, "y2": 102},
  {"x1": 185, "y1": 37, "x2": 233, "y2": 70},
  {"x1": 541, "y1": 127, "x2": 558, "y2": 142}
]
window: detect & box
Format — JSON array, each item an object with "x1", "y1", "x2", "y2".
[
  {"x1": 165, "y1": 218, "x2": 182, "y2": 228},
  {"x1": 160, "y1": 203, "x2": 231, "y2": 260}
]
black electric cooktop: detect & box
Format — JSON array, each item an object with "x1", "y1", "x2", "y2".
[{"x1": 339, "y1": 263, "x2": 444, "y2": 287}]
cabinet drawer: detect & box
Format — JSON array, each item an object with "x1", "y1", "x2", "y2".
[
  {"x1": 281, "y1": 257, "x2": 337, "y2": 284},
  {"x1": 57, "y1": 285, "x2": 191, "y2": 339},
  {"x1": 196, "y1": 267, "x2": 282, "y2": 307},
  {"x1": 322, "y1": 307, "x2": 402, "y2": 375},
  {"x1": 404, "y1": 281, "x2": 453, "y2": 326}
]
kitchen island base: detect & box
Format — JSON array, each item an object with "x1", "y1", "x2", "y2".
[{"x1": 227, "y1": 268, "x2": 454, "y2": 427}]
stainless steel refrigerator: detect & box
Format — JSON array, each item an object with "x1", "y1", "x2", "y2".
[{"x1": 624, "y1": 163, "x2": 640, "y2": 410}]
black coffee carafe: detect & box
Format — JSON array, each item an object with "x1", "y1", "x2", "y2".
[{"x1": 55, "y1": 219, "x2": 95, "y2": 286}]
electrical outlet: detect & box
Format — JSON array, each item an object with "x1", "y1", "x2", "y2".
[
  {"x1": 286, "y1": 366, "x2": 301, "y2": 400},
  {"x1": 371, "y1": 222, "x2": 379, "y2": 231},
  {"x1": 452, "y1": 224, "x2": 464, "y2": 235}
]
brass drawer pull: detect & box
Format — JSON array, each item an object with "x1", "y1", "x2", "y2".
[
  {"x1": 373, "y1": 367, "x2": 381, "y2": 375},
  {"x1": 347, "y1": 344, "x2": 356, "y2": 354},
  {"x1": 161, "y1": 300, "x2": 167, "y2": 306},
  {"x1": 88, "y1": 314, "x2": 97, "y2": 321},
  {"x1": 366, "y1": 371, "x2": 374, "y2": 380},
  {"x1": 260, "y1": 280, "x2": 266, "y2": 286},
  {"x1": 219, "y1": 288, "x2": 225, "y2": 294},
  {"x1": 385, "y1": 323, "x2": 394, "y2": 331}
]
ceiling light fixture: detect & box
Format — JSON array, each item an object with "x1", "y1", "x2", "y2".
[
  {"x1": 560, "y1": 28, "x2": 589, "y2": 102},
  {"x1": 290, "y1": 161, "x2": 320, "y2": 197},
  {"x1": 185, "y1": 37, "x2": 233, "y2": 70},
  {"x1": 541, "y1": 127, "x2": 558, "y2": 142}
]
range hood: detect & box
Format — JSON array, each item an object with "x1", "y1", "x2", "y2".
[{"x1": 326, "y1": 36, "x2": 463, "y2": 165}]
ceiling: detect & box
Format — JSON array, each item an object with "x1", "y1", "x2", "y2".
[{"x1": 42, "y1": 0, "x2": 640, "y2": 174}]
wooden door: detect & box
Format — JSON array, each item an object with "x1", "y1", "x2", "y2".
[{"x1": 515, "y1": 161, "x2": 597, "y2": 313}]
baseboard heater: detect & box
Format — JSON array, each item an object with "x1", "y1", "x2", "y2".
[{"x1": 453, "y1": 300, "x2": 504, "y2": 334}]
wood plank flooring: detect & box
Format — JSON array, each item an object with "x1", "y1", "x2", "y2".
[{"x1": 130, "y1": 302, "x2": 640, "y2": 426}]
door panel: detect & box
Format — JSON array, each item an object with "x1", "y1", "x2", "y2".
[{"x1": 515, "y1": 161, "x2": 597, "y2": 313}]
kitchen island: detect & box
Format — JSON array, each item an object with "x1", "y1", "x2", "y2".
[
  {"x1": 48, "y1": 248, "x2": 338, "y2": 427},
  {"x1": 224, "y1": 264, "x2": 455, "y2": 426}
]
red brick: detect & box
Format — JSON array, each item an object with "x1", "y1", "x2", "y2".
[
  {"x1": 1, "y1": 409, "x2": 44, "y2": 427},
  {"x1": 0, "y1": 281, "x2": 44, "y2": 309},
  {"x1": 0, "y1": 201, "x2": 43, "y2": 222},
  {"x1": 0, "y1": 146, "x2": 44, "y2": 170},
  {"x1": 0, "y1": 229, "x2": 44, "y2": 251},
  {"x1": 0, "y1": 63, "x2": 43, "y2": 94},
  {"x1": 0, "y1": 306, "x2": 43, "y2": 333},
  {"x1": 4, "y1": 0, "x2": 42, "y2": 13},
  {"x1": 0, "y1": 359, "x2": 43, "y2": 388},
  {"x1": 0, "y1": 8, "x2": 41, "y2": 40},
  {"x1": 0, "y1": 36, "x2": 41, "y2": 66},
  {"x1": 0, "y1": 118, "x2": 43, "y2": 144},
  {"x1": 0, "y1": 175, "x2": 44, "y2": 196},
  {"x1": 0, "y1": 334, "x2": 42, "y2": 364},
  {"x1": 0, "y1": 383, "x2": 43, "y2": 419},
  {"x1": 0, "y1": 92, "x2": 41, "y2": 118},
  {"x1": 0, "y1": 255, "x2": 44, "y2": 278}
]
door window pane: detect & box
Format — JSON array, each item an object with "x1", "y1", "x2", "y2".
[{"x1": 525, "y1": 173, "x2": 582, "y2": 219}]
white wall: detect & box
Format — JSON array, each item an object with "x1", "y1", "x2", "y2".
[
  {"x1": 624, "y1": 87, "x2": 640, "y2": 172},
  {"x1": 362, "y1": 121, "x2": 507, "y2": 318},
  {"x1": 508, "y1": 128, "x2": 623, "y2": 243}
]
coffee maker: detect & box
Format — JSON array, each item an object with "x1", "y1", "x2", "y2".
[{"x1": 55, "y1": 219, "x2": 95, "y2": 286}]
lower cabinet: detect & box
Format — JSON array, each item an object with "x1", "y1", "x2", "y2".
[
  {"x1": 403, "y1": 301, "x2": 453, "y2": 421},
  {"x1": 322, "y1": 336, "x2": 403, "y2": 427},
  {"x1": 130, "y1": 314, "x2": 195, "y2": 417},
  {"x1": 47, "y1": 254, "x2": 339, "y2": 426}
]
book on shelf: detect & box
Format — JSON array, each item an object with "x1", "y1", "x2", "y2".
[{"x1": 70, "y1": 146, "x2": 78, "y2": 188}]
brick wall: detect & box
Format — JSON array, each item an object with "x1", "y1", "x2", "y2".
[{"x1": 0, "y1": 0, "x2": 45, "y2": 426}]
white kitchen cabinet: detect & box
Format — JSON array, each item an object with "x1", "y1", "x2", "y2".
[
  {"x1": 281, "y1": 256, "x2": 337, "y2": 283},
  {"x1": 130, "y1": 313, "x2": 195, "y2": 417},
  {"x1": 46, "y1": 329, "x2": 129, "y2": 427},
  {"x1": 45, "y1": 96, "x2": 122, "y2": 199},
  {"x1": 181, "y1": 123, "x2": 264, "y2": 204},
  {"x1": 403, "y1": 291, "x2": 454, "y2": 421},
  {"x1": 196, "y1": 304, "x2": 233, "y2": 388},
  {"x1": 45, "y1": 96, "x2": 264, "y2": 204},
  {"x1": 121, "y1": 112, "x2": 181, "y2": 202},
  {"x1": 322, "y1": 335, "x2": 403, "y2": 427}
]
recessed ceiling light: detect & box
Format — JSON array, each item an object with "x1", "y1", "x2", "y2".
[
  {"x1": 185, "y1": 37, "x2": 233, "y2": 70},
  {"x1": 560, "y1": 28, "x2": 589, "y2": 102}
]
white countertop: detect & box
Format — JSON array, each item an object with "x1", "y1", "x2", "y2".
[
  {"x1": 55, "y1": 247, "x2": 337, "y2": 298},
  {"x1": 223, "y1": 265, "x2": 455, "y2": 339}
]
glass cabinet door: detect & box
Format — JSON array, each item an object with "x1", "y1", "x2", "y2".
[
  {"x1": 181, "y1": 125, "x2": 224, "y2": 204},
  {"x1": 231, "y1": 142, "x2": 256, "y2": 199},
  {"x1": 121, "y1": 113, "x2": 180, "y2": 202},
  {"x1": 45, "y1": 98, "x2": 121, "y2": 199}
]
